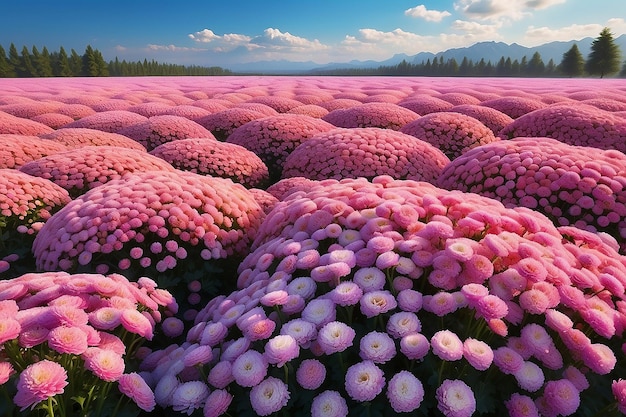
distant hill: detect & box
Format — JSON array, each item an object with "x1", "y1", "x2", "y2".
[{"x1": 230, "y1": 35, "x2": 626, "y2": 73}]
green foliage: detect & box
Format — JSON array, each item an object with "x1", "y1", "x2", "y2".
[
  {"x1": 560, "y1": 43, "x2": 585, "y2": 77},
  {"x1": 586, "y1": 27, "x2": 622, "y2": 78}
]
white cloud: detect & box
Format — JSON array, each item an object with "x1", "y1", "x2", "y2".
[
  {"x1": 146, "y1": 44, "x2": 205, "y2": 52},
  {"x1": 188, "y1": 29, "x2": 252, "y2": 52},
  {"x1": 188, "y1": 29, "x2": 221, "y2": 43},
  {"x1": 524, "y1": 18, "x2": 626, "y2": 45},
  {"x1": 454, "y1": 0, "x2": 565, "y2": 21},
  {"x1": 451, "y1": 19, "x2": 501, "y2": 37},
  {"x1": 404, "y1": 5, "x2": 451, "y2": 22},
  {"x1": 250, "y1": 28, "x2": 328, "y2": 51},
  {"x1": 114, "y1": 45, "x2": 127, "y2": 52}
]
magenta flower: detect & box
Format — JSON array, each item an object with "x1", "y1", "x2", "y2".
[
  {"x1": 264, "y1": 334, "x2": 299, "y2": 367},
  {"x1": 84, "y1": 348, "x2": 125, "y2": 382},
  {"x1": 400, "y1": 332, "x2": 430, "y2": 360},
  {"x1": 232, "y1": 350, "x2": 269, "y2": 387},
  {"x1": 612, "y1": 379, "x2": 626, "y2": 414},
  {"x1": 505, "y1": 393, "x2": 540, "y2": 417},
  {"x1": 463, "y1": 338, "x2": 494, "y2": 371},
  {"x1": 386, "y1": 370, "x2": 424, "y2": 413},
  {"x1": 431, "y1": 330, "x2": 464, "y2": 361},
  {"x1": 0, "y1": 318, "x2": 21, "y2": 344},
  {"x1": 323, "y1": 102, "x2": 419, "y2": 130},
  {"x1": 436, "y1": 379, "x2": 476, "y2": 417},
  {"x1": 344, "y1": 360, "x2": 385, "y2": 402},
  {"x1": 118, "y1": 372, "x2": 156, "y2": 412},
  {"x1": 542, "y1": 379, "x2": 580, "y2": 416},
  {"x1": 171, "y1": 380, "x2": 209, "y2": 415},
  {"x1": 359, "y1": 331, "x2": 397, "y2": 363},
  {"x1": 249, "y1": 376, "x2": 290, "y2": 416},
  {"x1": 47, "y1": 326, "x2": 89, "y2": 355},
  {"x1": 13, "y1": 360, "x2": 69, "y2": 411},
  {"x1": 296, "y1": 358, "x2": 327, "y2": 390},
  {"x1": 203, "y1": 389, "x2": 233, "y2": 417},
  {"x1": 317, "y1": 321, "x2": 356, "y2": 354},
  {"x1": 359, "y1": 290, "x2": 397, "y2": 318}
]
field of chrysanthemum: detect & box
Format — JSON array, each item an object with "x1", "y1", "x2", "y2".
[{"x1": 1, "y1": 75, "x2": 626, "y2": 417}]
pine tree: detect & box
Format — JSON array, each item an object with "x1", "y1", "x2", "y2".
[
  {"x1": 69, "y1": 49, "x2": 82, "y2": 76},
  {"x1": 21, "y1": 45, "x2": 37, "y2": 76},
  {"x1": 527, "y1": 52, "x2": 545, "y2": 76},
  {"x1": 585, "y1": 27, "x2": 621, "y2": 78},
  {"x1": 8, "y1": 43, "x2": 22, "y2": 75},
  {"x1": 559, "y1": 44, "x2": 585, "y2": 77},
  {"x1": 0, "y1": 45, "x2": 15, "y2": 77},
  {"x1": 55, "y1": 46, "x2": 73, "y2": 76},
  {"x1": 38, "y1": 46, "x2": 54, "y2": 77}
]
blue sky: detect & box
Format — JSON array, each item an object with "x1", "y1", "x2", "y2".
[{"x1": 2, "y1": 0, "x2": 625, "y2": 67}]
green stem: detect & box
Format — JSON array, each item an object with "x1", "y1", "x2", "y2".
[{"x1": 46, "y1": 396, "x2": 55, "y2": 417}]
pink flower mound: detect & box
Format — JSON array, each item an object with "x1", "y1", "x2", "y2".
[
  {"x1": 32, "y1": 170, "x2": 264, "y2": 273},
  {"x1": 117, "y1": 115, "x2": 215, "y2": 151},
  {"x1": 235, "y1": 103, "x2": 280, "y2": 116},
  {"x1": 281, "y1": 127, "x2": 450, "y2": 182},
  {"x1": 0, "y1": 134, "x2": 68, "y2": 169},
  {"x1": 437, "y1": 92, "x2": 482, "y2": 106},
  {"x1": 449, "y1": 104, "x2": 514, "y2": 136},
  {"x1": 163, "y1": 105, "x2": 212, "y2": 122},
  {"x1": 287, "y1": 104, "x2": 329, "y2": 118},
  {"x1": 581, "y1": 98, "x2": 626, "y2": 112},
  {"x1": 196, "y1": 108, "x2": 267, "y2": 141},
  {"x1": 55, "y1": 103, "x2": 97, "y2": 119},
  {"x1": 322, "y1": 102, "x2": 419, "y2": 130},
  {"x1": 400, "y1": 112, "x2": 498, "y2": 159},
  {"x1": 248, "y1": 188, "x2": 279, "y2": 214},
  {"x1": 142, "y1": 174, "x2": 626, "y2": 416},
  {"x1": 437, "y1": 137, "x2": 626, "y2": 251},
  {"x1": 499, "y1": 104, "x2": 626, "y2": 152},
  {"x1": 398, "y1": 96, "x2": 454, "y2": 115},
  {"x1": 149, "y1": 138, "x2": 270, "y2": 188},
  {"x1": 20, "y1": 146, "x2": 175, "y2": 197},
  {"x1": 265, "y1": 176, "x2": 320, "y2": 200},
  {"x1": 40, "y1": 128, "x2": 147, "y2": 151},
  {"x1": 0, "y1": 102, "x2": 60, "y2": 118},
  {"x1": 246, "y1": 96, "x2": 304, "y2": 113},
  {"x1": 63, "y1": 110, "x2": 148, "y2": 133},
  {"x1": 190, "y1": 99, "x2": 230, "y2": 113},
  {"x1": 319, "y1": 98, "x2": 363, "y2": 111},
  {"x1": 480, "y1": 97, "x2": 547, "y2": 119},
  {"x1": 31, "y1": 113, "x2": 74, "y2": 129},
  {"x1": 226, "y1": 114, "x2": 335, "y2": 182},
  {"x1": 127, "y1": 102, "x2": 173, "y2": 117},
  {"x1": 0, "y1": 111, "x2": 54, "y2": 135}
]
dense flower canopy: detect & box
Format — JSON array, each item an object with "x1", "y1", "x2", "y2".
[
  {"x1": 117, "y1": 115, "x2": 215, "y2": 151},
  {"x1": 282, "y1": 127, "x2": 450, "y2": 182},
  {"x1": 0, "y1": 111, "x2": 55, "y2": 135},
  {"x1": 322, "y1": 102, "x2": 419, "y2": 131},
  {"x1": 63, "y1": 110, "x2": 148, "y2": 133},
  {"x1": 40, "y1": 128, "x2": 147, "y2": 151},
  {"x1": 0, "y1": 134, "x2": 68, "y2": 169},
  {"x1": 448, "y1": 104, "x2": 514, "y2": 136},
  {"x1": 149, "y1": 138, "x2": 270, "y2": 188},
  {"x1": 20, "y1": 146, "x2": 176, "y2": 198},
  {"x1": 480, "y1": 97, "x2": 547, "y2": 119},
  {"x1": 400, "y1": 112, "x2": 499, "y2": 159},
  {"x1": 196, "y1": 108, "x2": 268, "y2": 141},
  {"x1": 398, "y1": 96, "x2": 454, "y2": 115}
]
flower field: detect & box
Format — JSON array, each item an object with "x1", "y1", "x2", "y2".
[{"x1": 1, "y1": 75, "x2": 626, "y2": 417}]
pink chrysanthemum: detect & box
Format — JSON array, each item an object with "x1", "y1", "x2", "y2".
[
  {"x1": 203, "y1": 389, "x2": 233, "y2": 417},
  {"x1": 436, "y1": 379, "x2": 476, "y2": 417},
  {"x1": 311, "y1": 390, "x2": 348, "y2": 417},
  {"x1": 317, "y1": 321, "x2": 356, "y2": 354},
  {"x1": 118, "y1": 372, "x2": 156, "y2": 412},
  {"x1": 232, "y1": 349, "x2": 269, "y2": 387},
  {"x1": 386, "y1": 370, "x2": 424, "y2": 412},
  {"x1": 249, "y1": 376, "x2": 290, "y2": 416},
  {"x1": 296, "y1": 358, "x2": 327, "y2": 390},
  {"x1": 344, "y1": 360, "x2": 385, "y2": 402},
  {"x1": 14, "y1": 360, "x2": 69, "y2": 411}
]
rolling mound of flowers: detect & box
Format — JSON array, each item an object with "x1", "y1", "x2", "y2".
[
  {"x1": 149, "y1": 138, "x2": 270, "y2": 188},
  {"x1": 437, "y1": 92, "x2": 482, "y2": 106},
  {"x1": 19, "y1": 146, "x2": 176, "y2": 198},
  {"x1": 90, "y1": 99, "x2": 134, "y2": 112},
  {"x1": 281, "y1": 127, "x2": 450, "y2": 183},
  {"x1": 31, "y1": 170, "x2": 265, "y2": 310},
  {"x1": 63, "y1": 110, "x2": 148, "y2": 133},
  {"x1": 0, "y1": 102, "x2": 60, "y2": 118},
  {"x1": 54, "y1": 103, "x2": 97, "y2": 119},
  {"x1": 163, "y1": 105, "x2": 212, "y2": 122},
  {"x1": 226, "y1": 114, "x2": 335, "y2": 182},
  {"x1": 40, "y1": 127, "x2": 148, "y2": 151},
  {"x1": 117, "y1": 115, "x2": 215, "y2": 152},
  {"x1": 499, "y1": 104, "x2": 626, "y2": 153},
  {"x1": 248, "y1": 188, "x2": 280, "y2": 215},
  {"x1": 246, "y1": 96, "x2": 304, "y2": 113},
  {"x1": 265, "y1": 176, "x2": 320, "y2": 200},
  {"x1": 127, "y1": 102, "x2": 174, "y2": 117},
  {"x1": 437, "y1": 136, "x2": 626, "y2": 252},
  {"x1": 141, "y1": 175, "x2": 626, "y2": 417},
  {"x1": 449, "y1": 104, "x2": 515, "y2": 136},
  {"x1": 287, "y1": 104, "x2": 329, "y2": 118},
  {"x1": 0, "y1": 111, "x2": 55, "y2": 135},
  {"x1": 480, "y1": 97, "x2": 547, "y2": 119},
  {"x1": 189, "y1": 99, "x2": 230, "y2": 113},
  {"x1": 322, "y1": 102, "x2": 420, "y2": 131},
  {"x1": 0, "y1": 271, "x2": 177, "y2": 416},
  {"x1": 235, "y1": 103, "x2": 280, "y2": 116},
  {"x1": 399, "y1": 112, "x2": 499, "y2": 159},
  {"x1": 0, "y1": 134, "x2": 68, "y2": 169},
  {"x1": 0, "y1": 169, "x2": 71, "y2": 278},
  {"x1": 398, "y1": 96, "x2": 454, "y2": 115},
  {"x1": 196, "y1": 108, "x2": 268, "y2": 141},
  {"x1": 581, "y1": 98, "x2": 626, "y2": 112},
  {"x1": 319, "y1": 98, "x2": 363, "y2": 112},
  {"x1": 30, "y1": 112, "x2": 74, "y2": 129}
]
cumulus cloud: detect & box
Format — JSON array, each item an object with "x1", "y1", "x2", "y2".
[
  {"x1": 454, "y1": 0, "x2": 566, "y2": 21},
  {"x1": 188, "y1": 29, "x2": 253, "y2": 52},
  {"x1": 451, "y1": 20, "x2": 501, "y2": 37},
  {"x1": 146, "y1": 44, "x2": 205, "y2": 52},
  {"x1": 250, "y1": 28, "x2": 328, "y2": 51},
  {"x1": 524, "y1": 18, "x2": 626, "y2": 45},
  {"x1": 404, "y1": 5, "x2": 451, "y2": 22}
]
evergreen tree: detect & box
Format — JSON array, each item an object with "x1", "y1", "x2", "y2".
[
  {"x1": 560, "y1": 44, "x2": 585, "y2": 77},
  {"x1": 8, "y1": 43, "x2": 22, "y2": 75},
  {"x1": 21, "y1": 45, "x2": 37, "y2": 76},
  {"x1": 0, "y1": 45, "x2": 14, "y2": 77},
  {"x1": 459, "y1": 57, "x2": 471, "y2": 76},
  {"x1": 55, "y1": 47, "x2": 73, "y2": 76},
  {"x1": 585, "y1": 27, "x2": 621, "y2": 78},
  {"x1": 37, "y1": 46, "x2": 54, "y2": 77},
  {"x1": 527, "y1": 52, "x2": 545, "y2": 76},
  {"x1": 69, "y1": 49, "x2": 82, "y2": 76},
  {"x1": 621, "y1": 60, "x2": 626, "y2": 77}
]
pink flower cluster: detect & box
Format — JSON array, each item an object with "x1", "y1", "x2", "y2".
[
  {"x1": 0, "y1": 271, "x2": 176, "y2": 413},
  {"x1": 140, "y1": 175, "x2": 626, "y2": 416},
  {"x1": 226, "y1": 114, "x2": 335, "y2": 181},
  {"x1": 246, "y1": 96, "x2": 304, "y2": 113},
  {"x1": 0, "y1": 134, "x2": 68, "y2": 169},
  {"x1": 149, "y1": 138, "x2": 270, "y2": 188},
  {"x1": 281, "y1": 127, "x2": 450, "y2": 182},
  {"x1": 20, "y1": 146, "x2": 176, "y2": 198},
  {"x1": 64, "y1": 110, "x2": 148, "y2": 133},
  {"x1": 0, "y1": 111, "x2": 55, "y2": 135},
  {"x1": 449, "y1": 104, "x2": 514, "y2": 136},
  {"x1": 480, "y1": 97, "x2": 547, "y2": 119},
  {"x1": 31, "y1": 112, "x2": 74, "y2": 129},
  {"x1": 437, "y1": 136, "x2": 626, "y2": 251},
  {"x1": 117, "y1": 115, "x2": 215, "y2": 151},
  {"x1": 323, "y1": 102, "x2": 419, "y2": 130},
  {"x1": 400, "y1": 111, "x2": 499, "y2": 159},
  {"x1": 197, "y1": 108, "x2": 269, "y2": 140},
  {"x1": 499, "y1": 103, "x2": 626, "y2": 152},
  {"x1": 32, "y1": 170, "x2": 264, "y2": 275},
  {"x1": 398, "y1": 96, "x2": 454, "y2": 115},
  {"x1": 40, "y1": 127, "x2": 147, "y2": 151}
]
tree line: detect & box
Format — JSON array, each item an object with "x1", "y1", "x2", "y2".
[
  {"x1": 312, "y1": 28, "x2": 624, "y2": 78},
  {"x1": 0, "y1": 44, "x2": 232, "y2": 77}
]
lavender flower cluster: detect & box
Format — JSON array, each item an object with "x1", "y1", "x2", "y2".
[
  {"x1": 437, "y1": 136, "x2": 626, "y2": 252},
  {"x1": 140, "y1": 175, "x2": 626, "y2": 417},
  {"x1": 281, "y1": 127, "x2": 450, "y2": 182}
]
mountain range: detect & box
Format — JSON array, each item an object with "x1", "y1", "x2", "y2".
[{"x1": 228, "y1": 34, "x2": 626, "y2": 74}]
